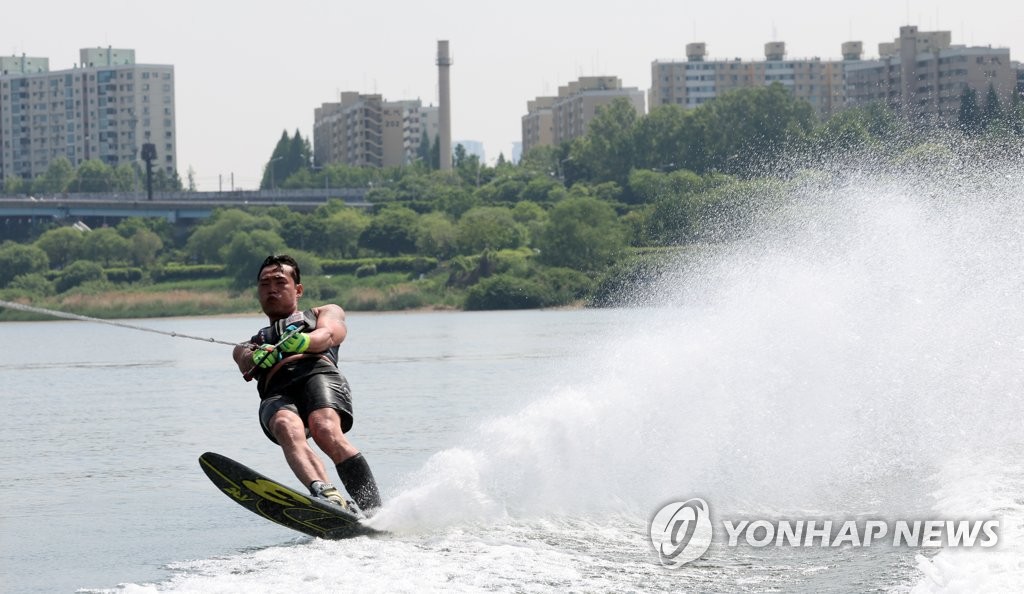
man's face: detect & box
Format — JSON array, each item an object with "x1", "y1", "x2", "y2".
[{"x1": 257, "y1": 264, "x2": 303, "y2": 319}]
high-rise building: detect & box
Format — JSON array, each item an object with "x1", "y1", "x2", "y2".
[
  {"x1": 314, "y1": 92, "x2": 435, "y2": 168},
  {"x1": 522, "y1": 96, "x2": 555, "y2": 156},
  {"x1": 314, "y1": 92, "x2": 384, "y2": 168},
  {"x1": 552, "y1": 77, "x2": 645, "y2": 146},
  {"x1": 522, "y1": 76, "x2": 644, "y2": 155},
  {"x1": 647, "y1": 27, "x2": 1017, "y2": 126},
  {"x1": 649, "y1": 42, "x2": 846, "y2": 117},
  {"x1": 0, "y1": 47, "x2": 176, "y2": 185},
  {"x1": 454, "y1": 139, "x2": 485, "y2": 162},
  {"x1": 845, "y1": 26, "x2": 1016, "y2": 123}
]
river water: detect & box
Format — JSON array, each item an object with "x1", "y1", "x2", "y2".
[{"x1": 3, "y1": 161, "x2": 1024, "y2": 593}]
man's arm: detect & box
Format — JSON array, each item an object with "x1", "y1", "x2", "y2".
[
  {"x1": 309, "y1": 304, "x2": 347, "y2": 350},
  {"x1": 233, "y1": 343, "x2": 256, "y2": 374}
]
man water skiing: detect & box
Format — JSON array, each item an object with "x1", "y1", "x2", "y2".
[{"x1": 232, "y1": 254, "x2": 381, "y2": 515}]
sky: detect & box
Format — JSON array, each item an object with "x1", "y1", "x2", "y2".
[{"x1": 4, "y1": 1, "x2": 1023, "y2": 190}]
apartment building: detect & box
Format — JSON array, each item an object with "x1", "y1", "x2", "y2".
[
  {"x1": 314, "y1": 93, "x2": 383, "y2": 168},
  {"x1": 314, "y1": 92, "x2": 436, "y2": 168},
  {"x1": 649, "y1": 42, "x2": 847, "y2": 117},
  {"x1": 845, "y1": 26, "x2": 1016, "y2": 123},
  {"x1": 553, "y1": 77, "x2": 645, "y2": 145},
  {"x1": 522, "y1": 76, "x2": 644, "y2": 154},
  {"x1": 0, "y1": 47, "x2": 176, "y2": 184},
  {"x1": 521, "y1": 96, "x2": 555, "y2": 155}
]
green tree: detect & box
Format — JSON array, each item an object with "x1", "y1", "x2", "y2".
[
  {"x1": 416, "y1": 130, "x2": 432, "y2": 167},
  {"x1": 455, "y1": 206, "x2": 524, "y2": 254},
  {"x1": 261, "y1": 130, "x2": 292, "y2": 189},
  {"x1": 35, "y1": 226, "x2": 85, "y2": 268},
  {"x1": 699, "y1": 84, "x2": 815, "y2": 175},
  {"x1": 454, "y1": 146, "x2": 487, "y2": 187},
  {"x1": 643, "y1": 192, "x2": 705, "y2": 245},
  {"x1": 812, "y1": 107, "x2": 873, "y2": 155},
  {"x1": 1009, "y1": 92, "x2": 1024, "y2": 136},
  {"x1": 128, "y1": 228, "x2": 164, "y2": 266},
  {"x1": 415, "y1": 212, "x2": 458, "y2": 259},
  {"x1": 474, "y1": 172, "x2": 529, "y2": 204},
  {"x1": 151, "y1": 168, "x2": 183, "y2": 192},
  {"x1": 453, "y1": 143, "x2": 468, "y2": 168},
  {"x1": 112, "y1": 163, "x2": 137, "y2": 192},
  {"x1": 261, "y1": 130, "x2": 311, "y2": 189},
  {"x1": 322, "y1": 207, "x2": 371, "y2": 258},
  {"x1": 518, "y1": 144, "x2": 561, "y2": 177},
  {"x1": 958, "y1": 87, "x2": 982, "y2": 135},
  {"x1": 982, "y1": 83, "x2": 1003, "y2": 131},
  {"x1": 628, "y1": 169, "x2": 705, "y2": 205},
  {"x1": 287, "y1": 129, "x2": 312, "y2": 175},
  {"x1": 359, "y1": 205, "x2": 420, "y2": 256},
  {"x1": 81, "y1": 228, "x2": 130, "y2": 266},
  {"x1": 0, "y1": 242, "x2": 49, "y2": 288},
  {"x1": 511, "y1": 200, "x2": 548, "y2": 246},
  {"x1": 633, "y1": 104, "x2": 707, "y2": 180},
  {"x1": 4, "y1": 175, "x2": 26, "y2": 195},
  {"x1": 519, "y1": 175, "x2": 563, "y2": 203},
  {"x1": 73, "y1": 159, "x2": 115, "y2": 192},
  {"x1": 433, "y1": 184, "x2": 479, "y2": 217},
  {"x1": 185, "y1": 208, "x2": 280, "y2": 263},
  {"x1": 430, "y1": 134, "x2": 441, "y2": 170},
  {"x1": 224, "y1": 229, "x2": 288, "y2": 291},
  {"x1": 31, "y1": 156, "x2": 75, "y2": 194},
  {"x1": 115, "y1": 217, "x2": 175, "y2": 247},
  {"x1": 264, "y1": 207, "x2": 322, "y2": 253},
  {"x1": 569, "y1": 98, "x2": 640, "y2": 185},
  {"x1": 537, "y1": 196, "x2": 625, "y2": 271}
]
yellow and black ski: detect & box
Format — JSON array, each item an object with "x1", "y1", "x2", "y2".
[{"x1": 199, "y1": 451, "x2": 381, "y2": 540}]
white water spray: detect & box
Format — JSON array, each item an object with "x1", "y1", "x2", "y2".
[{"x1": 370, "y1": 155, "x2": 1024, "y2": 589}]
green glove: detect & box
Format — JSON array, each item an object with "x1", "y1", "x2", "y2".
[
  {"x1": 279, "y1": 324, "x2": 311, "y2": 354},
  {"x1": 251, "y1": 344, "x2": 280, "y2": 369}
]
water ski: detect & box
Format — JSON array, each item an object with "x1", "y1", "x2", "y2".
[{"x1": 199, "y1": 451, "x2": 381, "y2": 540}]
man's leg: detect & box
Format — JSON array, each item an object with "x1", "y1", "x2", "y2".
[
  {"x1": 308, "y1": 407, "x2": 382, "y2": 511},
  {"x1": 268, "y1": 408, "x2": 331, "y2": 489}
]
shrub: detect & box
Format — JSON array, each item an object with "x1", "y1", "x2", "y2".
[
  {"x1": 7, "y1": 273, "x2": 56, "y2": 297},
  {"x1": 535, "y1": 267, "x2": 594, "y2": 305},
  {"x1": 490, "y1": 248, "x2": 535, "y2": 277},
  {"x1": 321, "y1": 256, "x2": 438, "y2": 275},
  {"x1": 464, "y1": 274, "x2": 551, "y2": 310},
  {"x1": 104, "y1": 267, "x2": 145, "y2": 284},
  {"x1": 56, "y1": 260, "x2": 107, "y2": 293},
  {"x1": 151, "y1": 264, "x2": 226, "y2": 282},
  {"x1": 385, "y1": 285, "x2": 426, "y2": 310}
]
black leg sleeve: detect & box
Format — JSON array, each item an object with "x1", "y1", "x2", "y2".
[{"x1": 337, "y1": 453, "x2": 382, "y2": 511}]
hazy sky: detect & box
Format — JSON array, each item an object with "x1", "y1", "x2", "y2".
[{"x1": 5, "y1": 1, "x2": 1022, "y2": 190}]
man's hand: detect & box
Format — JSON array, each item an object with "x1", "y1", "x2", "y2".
[
  {"x1": 279, "y1": 324, "x2": 311, "y2": 354},
  {"x1": 251, "y1": 344, "x2": 280, "y2": 369}
]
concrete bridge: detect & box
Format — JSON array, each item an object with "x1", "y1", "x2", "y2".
[{"x1": 0, "y1": 187, "x2": 372, "y2": 225}]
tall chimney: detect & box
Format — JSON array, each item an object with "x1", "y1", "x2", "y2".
[{"x1": 436, "y1": 40, "x2": 453, "y2": 171}]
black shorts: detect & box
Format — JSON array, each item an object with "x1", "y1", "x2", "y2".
[{"x1": 258, "y1": 370, "x2": 354, "y2": 444}]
